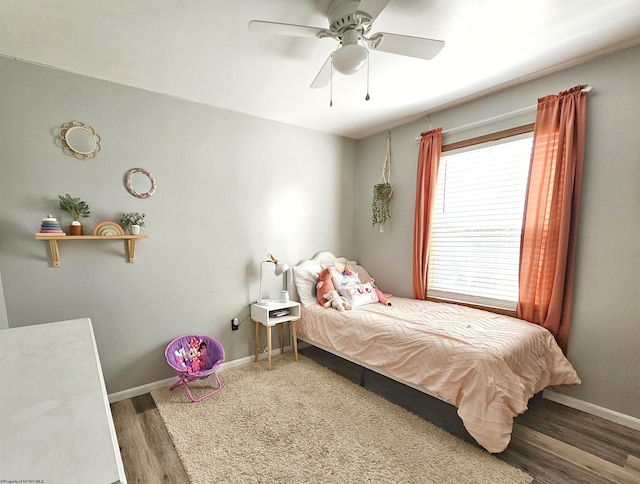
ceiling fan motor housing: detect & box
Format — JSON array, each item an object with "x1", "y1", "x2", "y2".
[{"x1": 328, "y1": 0, "x2": 373, "y2": 36}]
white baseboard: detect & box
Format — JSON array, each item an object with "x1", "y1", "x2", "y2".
[
  {"x1": 108, "y1": 347, "x2": 291, "y2": 404},
  {"x1": 543, "y1": 389, "x2": 640, "y2": 431},
  {"x1": 108, "y1": 376, "x2": 177, "y2": 404}
]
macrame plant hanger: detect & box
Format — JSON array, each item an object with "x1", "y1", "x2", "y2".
[{"x1": 372, "y1": 131, "x2": 393, "y2": 233}]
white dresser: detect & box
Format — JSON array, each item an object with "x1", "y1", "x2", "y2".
[{"x1": 0, "y1": 318, "x2": 126, "y2": 483}]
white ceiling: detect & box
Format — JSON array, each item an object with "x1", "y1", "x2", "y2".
[{"x1": 2, "y1": 0, "x2": 640, "y2": 139}]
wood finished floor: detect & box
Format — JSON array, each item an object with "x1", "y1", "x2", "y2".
[{"x1": 111, "y1": 346, "x2": 640, "y2": 483}]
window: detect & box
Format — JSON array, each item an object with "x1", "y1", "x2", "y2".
[{"x1": 427, "y1": 128, "x2": 533, "y2": 311}]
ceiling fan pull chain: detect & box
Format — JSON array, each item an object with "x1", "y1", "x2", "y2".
[
  {"x1": 365, "y1": 48, "x2": 371, "y2": 101},
  {"x1": 330, "y1": 57, "x2": 333, "y2": 107}
]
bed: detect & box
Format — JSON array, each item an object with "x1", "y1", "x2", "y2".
[{"x1": 291, "y1": 252, "x2": 581, "y2": 453}]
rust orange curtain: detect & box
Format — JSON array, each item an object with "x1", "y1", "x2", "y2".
[
  {"x1": 517, "y1": 85, "x2": 587, "y2": 353},
  {"x1": 413, "y1": 128, "x2": 442, "y2": 299}
]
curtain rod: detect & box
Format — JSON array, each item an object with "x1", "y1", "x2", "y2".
[{"x1": 415, "y1": 85, "x2": 592, "y2": 141}]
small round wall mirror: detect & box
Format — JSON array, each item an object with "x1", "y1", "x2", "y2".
[
  {"x1": 125, "y1": 168, "x2": 157, "y2": 198},
  {"x1": 58, "y1": 121, "x2": 102, "y2": 159}
]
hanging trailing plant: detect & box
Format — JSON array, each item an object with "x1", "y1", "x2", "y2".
[
  {"x1": 371, "y1": 132, "x2": 393, "y2": 232},
  {"x1": 372, "y1": 182, "x2": 393, "y2": 229}
]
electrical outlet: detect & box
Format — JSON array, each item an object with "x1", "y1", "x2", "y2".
[{"x1": 231, "y1": 317, "x2": 240, "y2": 331}]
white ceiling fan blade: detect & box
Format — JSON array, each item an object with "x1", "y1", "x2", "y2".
[
  {"x1": 310, "y1": 55, "x2": 333, "y2": 89},
  {"x1": 248, "y1": 20, "x2": 329, "y2": 39},
  {"x1": 357, "y1": 0, "x2": 391, "y2": 21},
  {"x1": 371, "y1": 32, "x2": 444, "y2": 60}
]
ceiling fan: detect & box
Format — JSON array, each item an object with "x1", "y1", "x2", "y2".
[{"x1": 248, "y1": 0, "x2": 445, "y2": 90}]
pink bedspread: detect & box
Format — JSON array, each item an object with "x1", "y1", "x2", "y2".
[{"x1": 297, "y1": 297, "x2": 580, "y2": 453}]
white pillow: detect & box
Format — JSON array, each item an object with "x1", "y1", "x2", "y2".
[
  {"x1": 339, "y1": 282, "x2": 379, "y2": 307},
  {"x1": 292, "y1": 265, "x2": 322, "y2": 308}
]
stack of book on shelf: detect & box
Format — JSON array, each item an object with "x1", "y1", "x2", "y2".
[
  {"x1": 39, "y1": 215, "x2": 66, "y2": 236},
  {"x1": 269, "y1": 309, "x2": 290, "y2": 318}
]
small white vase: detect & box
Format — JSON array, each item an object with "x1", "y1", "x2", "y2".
[{"x1": 129, "y1": 224, "x2": 141, "y2": 235}]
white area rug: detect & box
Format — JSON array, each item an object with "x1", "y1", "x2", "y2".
[{"x1": 151, "y1": 353, "x2": 532, "y2": 483}]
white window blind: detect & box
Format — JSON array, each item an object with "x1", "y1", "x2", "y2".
[{"x1": 427, "y1": 132, "x2": 533, "y2": 311}]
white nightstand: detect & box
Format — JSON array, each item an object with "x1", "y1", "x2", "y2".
[{"x1": 251, "y1": 300, "x2": 301, "y2": 370}]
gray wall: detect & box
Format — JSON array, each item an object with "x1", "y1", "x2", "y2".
[
  {"x1": 0, "y1": 57, "x2": 357, "y2": 393},
  {"x1": 355, "y1": 44, "x2": 640, "y2": 419},
  {"x1": 0, "y1": 273, "x2": 7, "y2": 329},
  {"x1": 2, "y1": 44, "x2": 639, "y2": 421}
]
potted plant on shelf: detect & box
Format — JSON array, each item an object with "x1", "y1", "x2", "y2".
[
  {"x1": 58, "y1": 194, "x2": 90, "y2": 235},
  {"x1": 119, "y1": 212, "x2": 146, "y2": 235}
]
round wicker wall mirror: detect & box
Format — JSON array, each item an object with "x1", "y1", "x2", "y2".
[
  {"x1": 58, "y1": 121, "x2": 101, "y2": 159},
  {"x1": 125, "y1": 168, "x2": 157, "y2": 198}
]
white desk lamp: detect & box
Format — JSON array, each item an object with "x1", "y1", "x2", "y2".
[{"x1": 257, "y1": 253, "x2": 289, "y2": 305}]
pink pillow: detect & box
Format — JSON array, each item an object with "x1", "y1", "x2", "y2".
[{"x1": 353, "y1": 264, "x2": 372, "y2": 284}]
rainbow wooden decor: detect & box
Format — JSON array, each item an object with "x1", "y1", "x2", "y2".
[{"x1": 93, "y1": 221, "x2": 125, "y2": 236}]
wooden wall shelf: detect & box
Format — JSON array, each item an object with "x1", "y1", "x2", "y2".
[{"x1": 35, "y1": 234, "x2": 148, "y2": 267}]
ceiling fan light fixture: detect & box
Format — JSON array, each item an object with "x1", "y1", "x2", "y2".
[
  {"x1": 249, "y1": 0, "x2": 446, "y2": 90},
  {"x1": 332, "y1": 43, "x2": 368, "y2": 75}
]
